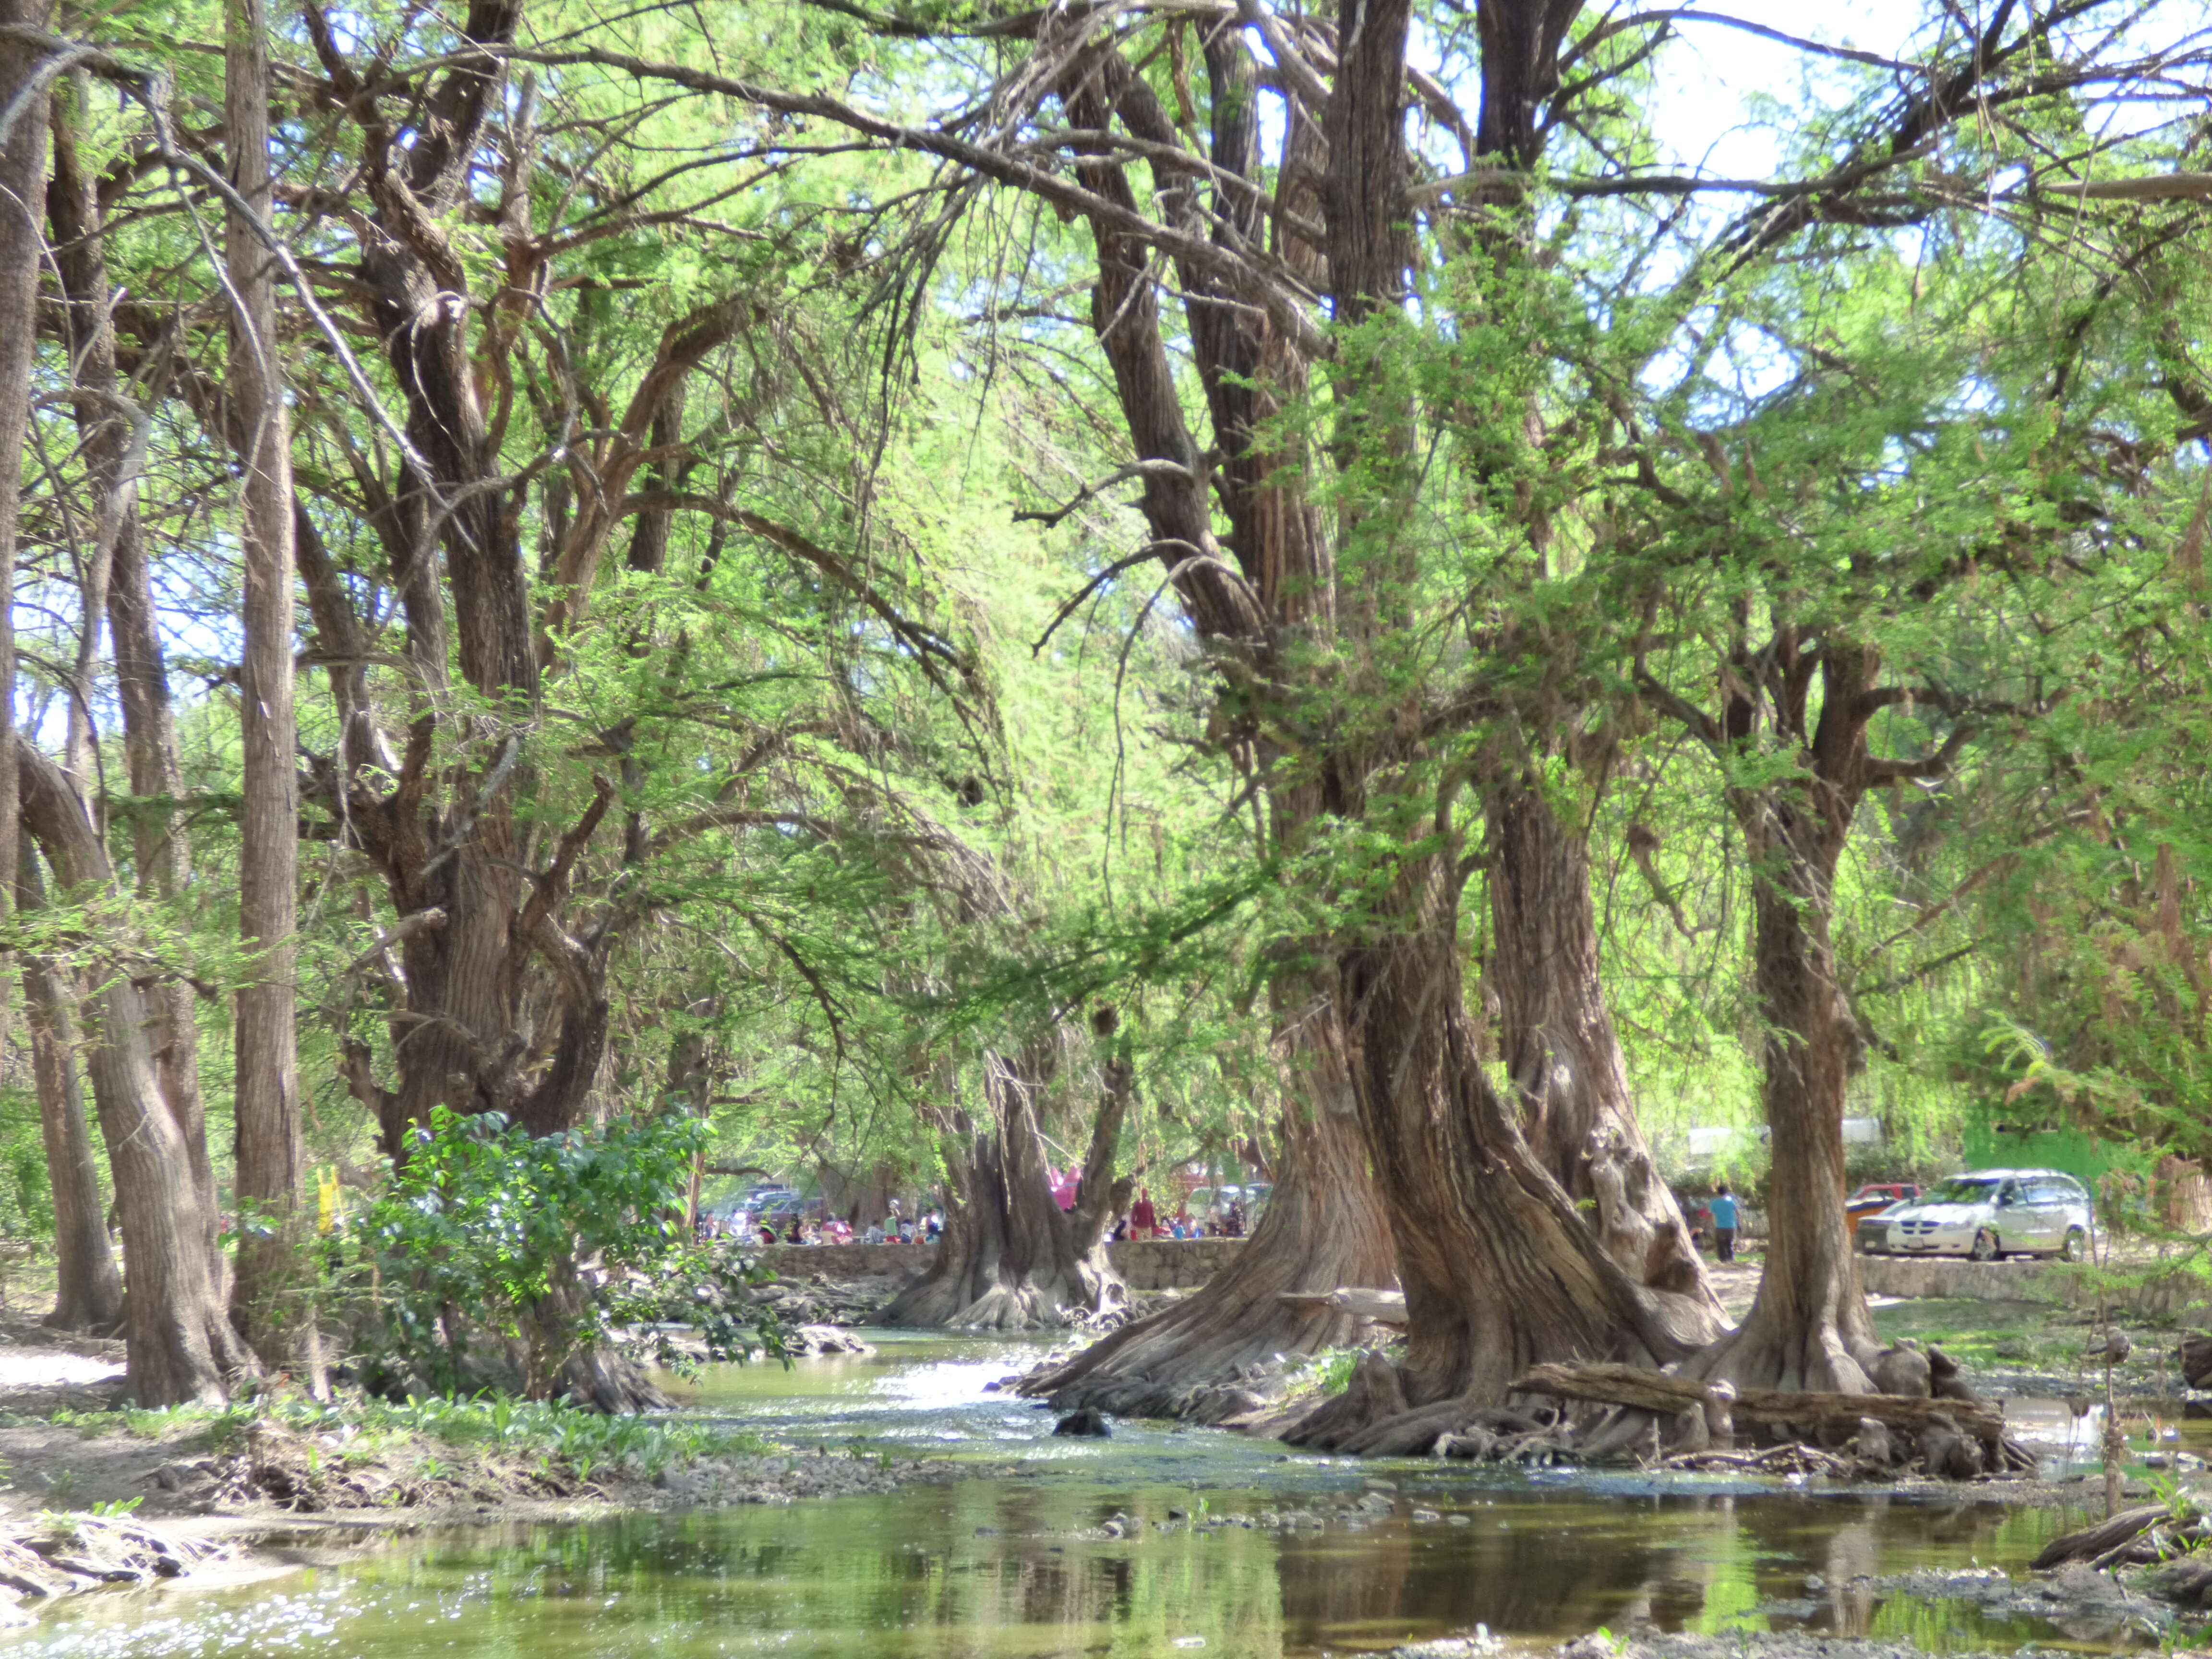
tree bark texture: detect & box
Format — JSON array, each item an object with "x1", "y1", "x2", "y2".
[
  {"x1": 16, "y1": 839, "x2": 125, "y2": 1334},
  {"x1": 1680, "y1": 789, "x2": 1879, "y2": 1392},
  {"x1": 16, "y1": 740, "x2": 235, "y2": 1404},
  {"x1": 1023, "y1": 1065, "x2": 1396, "y2": 1420},
  {"x1": 1303, "y1": 853, "x2": 1717, "y2": 1443},
  {"x1": 1669, "y1": 640, "x2": 1958, "y2": 1394},
  {"x1": 884, "y1": 1048, "x2": 1130, "y2": 1330},
  {"x1": 0, "y1": 0, "x2": 52, "y2": 1062},
  {"x1": 1490, "y1": 785, "x2": 1718, "y2": 1311},
  {"x1": 225, "y1": 0, "x2": 317, "y2": 1380},
  {"x1": 47, "y1": 95, "x2": 222, "y2": 1285}
]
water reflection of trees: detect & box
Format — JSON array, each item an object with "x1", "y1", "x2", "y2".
[
  {"x1": 301, "y1": 1483, "x2": 2066, "y2": 1658},
  {"x1": 1264, "y1": 1491, "x2": 2038, "y2": 1652}
]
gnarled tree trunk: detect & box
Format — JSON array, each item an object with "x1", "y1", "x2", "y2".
[
  {"x1": 48, "y1": 93, "x2": 223, "y2": 1289},
  {"x1": 1658, "y1": 638, "x2": 1965, "y2": 1397},
  {"x1": 1491, "y1": 784, "x2": 1717, "y2": 1308},
  {"x1": 1022, "y1": 990, "x2": 1397, "y2": 1419},
  {"x1": 16, "y1": 841, "x2": 124, "y2": 1334},
  {"x1": 1026, "y1": 1101, "x2": 1393, "y2": 1420},
  {"x1": 17, "y1": 741, "x2": 236, "y2": 1404},
  {"x1": 1283, "y1": 841, "x2": 1720, "y2": 1455},
  {"x1": 1680, "y1": 779, "x2": 1879, "y2": 1393},
  {"x1": 885, "y1": 1042, "x2": 1130, "y2": 1330}
]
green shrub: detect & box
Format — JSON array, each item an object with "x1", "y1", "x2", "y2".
[{"x1": 352, "y1": 1106, "x2": 782, "y2": 1397}]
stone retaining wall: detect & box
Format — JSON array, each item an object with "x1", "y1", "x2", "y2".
[
  {"x1": 755, "y1": 1237, "x2": 1242, "y2": 1291},
  {"x1": 755, "y1": 1242, "x2": 935, "y2": 1280},
  {"x1": 1111, "y1": 1237, "x2": 1244, "y2": 1290},
  {"x1": 1860, "y1": 1251, "x2": 2210, "y2": 1320}
]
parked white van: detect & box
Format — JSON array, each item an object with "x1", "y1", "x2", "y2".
[{"x1": 1859, "y1": 1168, "x2": 2092, "y2": 1262}]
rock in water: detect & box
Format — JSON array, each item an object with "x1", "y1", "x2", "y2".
[{"x1": 1054, "y1": 1408, "x2": 1112, "y2": 1438}]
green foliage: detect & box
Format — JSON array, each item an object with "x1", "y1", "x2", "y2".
[
  {"x1": 353, "y1": 1108, "x2": 781, "y2": 1396},
  {"x1": 0, "y1": 1087, "x2": 60, "y2": 1246},
  {"x1": 151, "y1": 1393, "x2": 774, "y2": 1481}
]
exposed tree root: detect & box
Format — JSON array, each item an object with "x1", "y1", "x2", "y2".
[
  {"x1": 1020, "y1": 1110, "x2": 1396, "y2": 1420},
  {"x1": 1272, "y1": 1348, "x2": 2035, "y2": 1478},
  {"x1": 885, "y1": 1042, "x2": 1130, "y2": 1332},
  {"x1": 558, "y1": 1348, "x2": 673, "y2": 1415}
]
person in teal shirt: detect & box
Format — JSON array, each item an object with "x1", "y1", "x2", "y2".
[{"x1": 1709, "y1": 1184, "x2": 1739, "y2": 1262}]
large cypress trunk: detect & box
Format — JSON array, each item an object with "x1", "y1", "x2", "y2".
[
  {"x1": 1283, "y1": 842, "x2": 1718, "y2": 1455},
  {"x1": 1022, "y1": 990, "x2": 1396, "y2": 1419},
  {"x1": 1655, "y1": 638, "x2": 1965, "y2": 1396},
  {"x1": 17, "y1": 742, "x2": 236, "y2": 1404},
  {"x1": 885, "y1": 1045, "x2": 1130, "y2": 1330},
  {"x1": 1010, "y1": 0, "x2": 1671, "y2": 1424},
  {"x1": 1490, "y1": 785, "x2": 1717, "y2": 1308},
  {"x1": 1024, "y1": 1097, "x2": 1394, "y2": 1420},
  {"x1": 16, "y1": 843, "x2": 124, "y2": 1334},
  {"x1": 1680, "y1": 784, "x2": 1879, "y2": 1392}
]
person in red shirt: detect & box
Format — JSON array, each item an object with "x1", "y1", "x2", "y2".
[{"x1": 1130, "y1": 1188, "x2": 1158, "y2": 1240}]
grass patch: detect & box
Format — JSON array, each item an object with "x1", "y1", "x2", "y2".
[{"x1": 128, "y1": 1392, "x2": 775, "y2": 1482}]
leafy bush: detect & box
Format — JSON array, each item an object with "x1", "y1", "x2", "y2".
[{"x1": 353, "y1": 1107, "x2": 781, "y2": 1398}]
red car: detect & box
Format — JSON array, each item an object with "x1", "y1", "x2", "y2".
[
  {"x1": 1849, "y1": 1182, "x2": 1921, "y2": 1243},
  {"x1": 1849, "y1": 1181, "x2": 1920, "y2": 1216}
]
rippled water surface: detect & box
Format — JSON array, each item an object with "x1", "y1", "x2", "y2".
[{"x1": 0, "y1": 1332, "x2": 2116, "y2": 1658}]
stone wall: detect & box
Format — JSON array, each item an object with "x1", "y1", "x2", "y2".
[
  {"x1": 1110, "y1": 1237, "x2": 1244, "y2": 1290},
  {"x1": 755, "y1": 1242, "x2": 935, "y2": 1280},
  {"x1": 754, "y1": 1237, "x2": 1243, "y2": 1291},
  {"x1": 1860, "y1": 1252, "x2": 2210, "y2": 1320}
]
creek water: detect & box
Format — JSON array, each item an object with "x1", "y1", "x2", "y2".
[{"x1": 0, "y1": 1332, "x2": 2126, "y2": 1658}]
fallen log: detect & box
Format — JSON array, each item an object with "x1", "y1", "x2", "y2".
[
  {"x1": 1665, "y1": 1442, "x2": 1853, "y2": 1478},
  {"x1": 1511, "y1": 1362, "x2": 2014, "y2": 1444},
  {"x1": 1274, "y1": 1288, "x2": 1408, "y2": 1327},
  {"x1": 2032, "y1": 1505, "x2": 2170, "y2": 1571}
]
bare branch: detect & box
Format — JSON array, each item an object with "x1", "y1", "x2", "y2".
[{"x1": 1013, "y1": 459, "x2": 1193, "y2": 528}]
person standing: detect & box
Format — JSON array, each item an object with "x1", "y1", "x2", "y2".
[
  {"x1": 1130, "y1": 1188, "x2": 1158, "y2": 1240},
  {"x1": 1710, "y1": 1183, "x2": 1740, "y2": 1263}
]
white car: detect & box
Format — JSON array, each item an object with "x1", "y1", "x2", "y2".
[{"x1": 1861, "y1": 1168, "x2": 2092, "y2": 1262}]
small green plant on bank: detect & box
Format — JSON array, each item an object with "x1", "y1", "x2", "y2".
[
  {"x1": 36, "y1": 1511, "x2": 81, "y2": 1544},
  {"x1": 1278, "y1": 1347, "x2": 1367, "y2": 1397},
  {"x1": 349, "y1": 1107, "x2": 786, "y2": 1395},
  {"x1": 134, "y1": 1391, "x2": 773, "y2": 1484}
]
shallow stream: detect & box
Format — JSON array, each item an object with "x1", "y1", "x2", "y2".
[{"x1": 0, "y1": 1333, "x2": 2130, "y2": 1658}]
